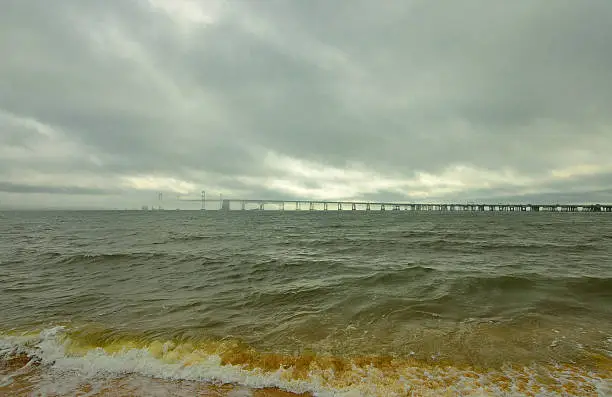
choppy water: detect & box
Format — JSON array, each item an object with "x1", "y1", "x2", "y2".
[{"x1": 1, "y1": 210, "x2": 611, "y2": 396}]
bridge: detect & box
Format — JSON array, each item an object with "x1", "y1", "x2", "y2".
[{"x1": 178, "y1": 197, "x2": 612, "y2": 212}]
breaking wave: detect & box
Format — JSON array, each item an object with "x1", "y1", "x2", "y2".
[{"x1": 1, "y1": 327, "x2": 610, "y2": 396}]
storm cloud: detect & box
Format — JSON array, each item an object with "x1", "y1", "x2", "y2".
[{"x1": 1, "y1": 0, "x2": 612, "y2": 208}]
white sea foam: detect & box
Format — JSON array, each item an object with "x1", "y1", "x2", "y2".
[{"x1": 1, "y1": 327, "x2": 610, "y2": 397}]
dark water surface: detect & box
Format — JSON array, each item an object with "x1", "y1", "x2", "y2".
[{"x1": 1, "y1": 211, "x2": 611, "y2": 396}]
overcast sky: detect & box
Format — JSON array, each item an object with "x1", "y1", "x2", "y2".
[{"x1": 1, "y1": 0, "x2": 612, "y2": 209}]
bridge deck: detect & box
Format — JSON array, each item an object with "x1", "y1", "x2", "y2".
[{"x1": 179, "y1": 198, "x2": 612, "y2": 212}]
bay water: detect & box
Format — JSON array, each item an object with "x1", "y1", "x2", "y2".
[{"x1": 1, "y1": 210, "x2": 611, "y2": 396}]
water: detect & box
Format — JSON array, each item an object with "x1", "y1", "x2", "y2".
[{"x1": 1, "y1": 210, "x2": 611, "y2": 396}]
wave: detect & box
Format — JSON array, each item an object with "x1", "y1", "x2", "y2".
[
  {"x1": 357, "y1": 265, "x2": 440, "y2": 286},
  {"x1": 563, "y1": 276, "x2": 612, "y2": 297},
  {"x1": 284, "y1": 236, "x2": 603, "y2": 254},
  {"x1": 166, "y1": 233, "x2": 216, "y2": 242},
  {"x1": 1, "y1": 327, "x2": 610, "y2": 396},
  {"x1": 36, "y1": 252, "x2": 168, "y2": 265},
  {"x1": 392, "y1": 230, "x2": 505, "y2": 239},
  {"x1": 447, "y1": 274, "x2": 612, "y2": 302},
  {"x1": 240, "y1": 263, "x2": 612, "y2": 308},
  {"x1": 407, "y1": 239, "x2": 601, "y2": 252},
  {"x1": 36, "y1": 252, "x2": 232, "y2": 267},
  {"x1": 456, "y1": 274, "x2": 539, "y2": 293}
]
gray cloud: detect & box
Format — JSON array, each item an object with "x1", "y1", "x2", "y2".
[
  {"x1": 1, "y1": 0, "x2": 612, "y2": 208},
  {"x1": 0, "y1": 182, "x2": 117, "y2": 196}
]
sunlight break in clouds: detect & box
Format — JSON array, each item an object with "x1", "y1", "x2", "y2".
[
  {"x1": 551, "y1": 164, "x2": 612, "y2": 179},
  {"x1": 122, "y1": 175, "x2": 196, "y2": 195},
  {"x1": 262, "y1": 151, "x2": 536, "y2": 201},
  {"x1": 147, "y1": 0, "x2": 223, "y2": 26}
]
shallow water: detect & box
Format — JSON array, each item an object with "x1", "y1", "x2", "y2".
[{"x1": 1, "y1": 210, "x2": 611, "y2": 396}]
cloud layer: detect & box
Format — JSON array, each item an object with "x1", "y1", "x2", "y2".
[{"x1": 2, "y1": 0, "x2": 612, "y2": 208}]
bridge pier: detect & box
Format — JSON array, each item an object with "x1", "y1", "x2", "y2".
[
  {"x1": 366, "y1": 203, "x2": 371, "y2": 211},
  {"x1": 309, "y1": 202, "x2": 315, "y2": 211},
  {"x1": 352, "y1": 203, "x2": 357, "y2": 210}
]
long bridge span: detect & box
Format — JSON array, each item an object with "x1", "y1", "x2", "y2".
[{"x1": 179, "y1": 197, "x2": 612, "y2": 212}]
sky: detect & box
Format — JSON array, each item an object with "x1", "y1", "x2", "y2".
[{"x1": 1, "y1": 0, "x2": 612, "y2": 209}]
